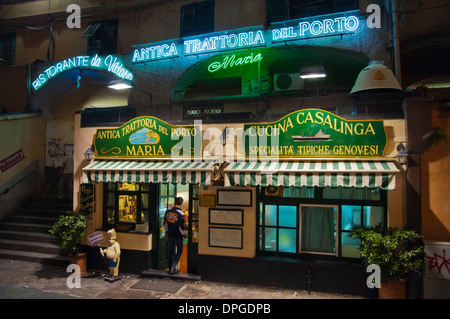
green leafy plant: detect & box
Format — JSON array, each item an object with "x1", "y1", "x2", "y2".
[
  {"x1": 350, "y1": 226, "x2": 424, "y2": 283},
  {"x1": 49, "y1": 211, "x2": 86, "y2": 256}
]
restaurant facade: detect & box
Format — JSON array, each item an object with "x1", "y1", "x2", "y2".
[{"x1": 3, "y1": 0, "x2": 449, "y2": 298}]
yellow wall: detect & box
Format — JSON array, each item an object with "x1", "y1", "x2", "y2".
[
  {"x1": 421, "y1": 103, "x2": 450, "y2": 241},
  {"x1": 0, "y1": 114, "x2": 45, "y2": 188},
  {"x1": 73, "y1": 113, "x2": 152, "y2": 251},
  {"x1": 198, "y1": 186, "x2": 256, "y2": 258}
]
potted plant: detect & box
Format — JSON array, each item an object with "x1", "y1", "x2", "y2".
[
  {"x1": 350, "y1": 225, "x2": 424, "y2": 299},
  {"x1": 49, "y1": 211, "x2": 87, "y2": 275}
]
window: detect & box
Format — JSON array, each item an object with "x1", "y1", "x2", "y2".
[
  {"x1": 86, "y1": 19, "x2": 118, "y2": 56},
  {"x1": 300, "y1": 205, "x2": 338, "y2": 255},
  {"x1": 80, "y1": 106, "x2": 136, "y2": 127},
  {"x1": 104, "y1": 182, "x2": 150, "y2": 232},
  {"x1": 340, "y1": 205, "x2": 385, "y2": 254},
  {"x1": 257, "y1": 186, "x2": 387, "y2": 258},
  {"x1": 180, "y1": 0, "x2": 214, "y2": 37},
  {"x1": 0, "y1": 33, "x2": 15, "y2": 65},
  {"x1": 282, "y1": 186, "x2": 314, "y2": 198},
  {"x1": 259, "y1": 204, "x2": 298, "y2": 254},
  {"x1": 266, "y1": 0, "x2": 358, "y2": 24}
]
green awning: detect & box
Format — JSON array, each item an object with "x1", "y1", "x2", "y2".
[
  {"x1": 224, "y1": 160, "x2": 399, "y2": 190},
  {"x1": 82, "y1": 160, "x2": 217, "y2": 185}
]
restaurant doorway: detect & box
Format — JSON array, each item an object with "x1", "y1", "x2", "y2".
[{"x1": 155, "y1": 183, "x2": 198, "y2": 273}]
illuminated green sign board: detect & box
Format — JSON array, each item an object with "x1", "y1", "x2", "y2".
[
  {"x1": 243, "y1": 109, "x2": 387, "y2": 158},
  {"x1": 94, "y1": 116, "x2": 201, "y2": 158}
]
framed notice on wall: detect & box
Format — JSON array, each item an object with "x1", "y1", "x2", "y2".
[
  {"x1": 209, "y1": 209, "x2": 243, "y2": 226},
  {"x1": 217, "y1": 189, "x2": 252, "y2": 206},
  {"x1": 199, "y1": 194, "x2": 216, "y2": 207},
  {"x1": 209, "y1": 227, "x2": 243, "y2": 249}
]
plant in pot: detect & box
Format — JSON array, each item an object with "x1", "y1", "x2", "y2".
[
  {"x1": 49, "y1": 211, "x2": 87, "y2": 275},
  {"x1": 350, "y1": 225, "x2": 424, "y2": 299}
]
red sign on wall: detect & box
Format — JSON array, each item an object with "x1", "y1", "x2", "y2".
[{"x1": 0, "y1": 149, "x2": 25, "y2": 173}]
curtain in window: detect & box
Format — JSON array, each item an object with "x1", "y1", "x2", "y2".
[{"x1": 301, "y1": 206, "x2": 335, "y2": 253}]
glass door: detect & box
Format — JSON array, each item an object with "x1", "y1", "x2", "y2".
[
  {"x1": 188, "y1": 184, "x2": 199, "y2": 273},
  {"x1": 156, "y1": 183, "x2": 176, "y2": 270}
]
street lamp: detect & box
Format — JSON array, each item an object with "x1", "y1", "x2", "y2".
[
  {"x1": 84, "y1": 147, "x2": 94, "y2": 161},
  {"x1": 396, "y1": 143, "x2": 409, "y2": 166}
]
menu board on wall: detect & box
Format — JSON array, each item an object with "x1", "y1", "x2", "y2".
[
  {"x1": 209, "y1": 209, "x2": 243, "y2": 226},
  {"x1": 79, "y1": 183, "x2": 94, "y2": 215},
  {"x1": 209, "y1": 227, "x2": 242, "y2": 249}
]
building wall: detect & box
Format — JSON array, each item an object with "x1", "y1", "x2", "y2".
[
  {"x1": 0, "y1": 113, "x2": 46, "y2": 220},
  {"x1": 421, "y1": 101, "x2": 450, "y2": 241}
]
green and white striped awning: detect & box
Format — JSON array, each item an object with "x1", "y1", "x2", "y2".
[
  {"x1": 82, "y1": 160, "x2": 217, "y2": 185},
  {"x1": 224, "y1": 160, "x2": 399, "y2": 190}
]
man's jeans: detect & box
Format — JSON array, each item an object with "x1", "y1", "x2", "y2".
[{"x1": 168, "y1": 236, "x2": 183, "y2": 271}]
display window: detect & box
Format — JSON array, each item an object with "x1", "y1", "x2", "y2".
[
  {"x1": 103, "y1": 182, "x2": 151, "y2": 232},
  {"x1": 258, "y1": 186, "x2": 387, "y2": 258}
]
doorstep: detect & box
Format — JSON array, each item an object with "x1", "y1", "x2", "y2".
[{"x1": 141, "y1": 268, "x2": 201, "y2": 281}]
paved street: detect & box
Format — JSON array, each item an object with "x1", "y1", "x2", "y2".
[{"x1": 0, "y1": 258, "x2": 363, "y2": 300}]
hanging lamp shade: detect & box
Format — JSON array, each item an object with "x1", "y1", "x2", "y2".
[{"x1": 350, "y1": 63, "x2": 402, "y2": 94}]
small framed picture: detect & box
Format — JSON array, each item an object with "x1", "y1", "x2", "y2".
[{"x1": 199, "y1": 194, "x2": 216, "y2": 207}]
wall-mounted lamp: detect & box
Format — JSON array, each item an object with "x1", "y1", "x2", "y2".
[
  {"x1": 84, "y1": 147, "x2": 94, "y2": 161},
  {"x1": 396, "y1": 143, "x2": 409, "y2": 166},
  {"x1": 350, "y1": 62, "x2": 402, "y2": 95},
  {"x1": 299, "y1": 66, "x2": 327, "y2": 79},
  {"x1": 108, "y1": 80, "x2": 132, "y2": 90},
  {"x1": 108, "y1": 80, "x2": 153, "y2": 105}
]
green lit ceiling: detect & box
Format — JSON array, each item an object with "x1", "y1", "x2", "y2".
[{"x1": 171, "y1": 45, "x2": 370, "y2": 102}]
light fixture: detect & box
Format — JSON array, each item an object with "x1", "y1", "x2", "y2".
[
  {"x1": 350, "y1": 62, "x2": 402, "y2": 94},
  {"x1": 396, "y1": 143, "x2": 409, "y2": 166},
  {"x1": 108, "y1": 80, "x2": 133, "y2": 90},
  {"x1": 84, "y1": 147, "x2": 94, "y2": 161},
  {"x1": 299, "y1": 66, "x2": 327, "y2": 79},
  {"x1": 107, "y1": 80, "x2": 153, "y2": 105}
]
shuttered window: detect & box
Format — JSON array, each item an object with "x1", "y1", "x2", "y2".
[
  {"x1": 267, "y1": 0, "x2": 358, "y2": 24},
  {"x1": 86, "y1": 19, "x2": 118, "y2": 56},
  {"x1": 180, "y1": 0, "x2": 214, "y2": 37},
  {"x1": 0, "y1": 33, "x2": 16, "y2": 65}
]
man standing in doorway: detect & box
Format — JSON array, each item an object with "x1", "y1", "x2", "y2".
[{"x1": 164, "y1": 197, "x2": 186, "y2": 274}]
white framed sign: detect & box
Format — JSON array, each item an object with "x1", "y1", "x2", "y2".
[
  {"x1": 209, "y1": 227, "x2": 243, "y2": 249},
  {"x1": 209, "y1": 209, "x2": 243, "y2": 226},
  {"x1": 217, "y1": 189, "x2": 252, "y2": 206}
]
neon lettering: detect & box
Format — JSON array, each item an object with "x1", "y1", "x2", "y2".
[
  {"x1": 208, "y1": 53, "x2": 263, "y2": 73},
  {"x1": 32, "y1": 55, "x2": 134, "y2": 91}
]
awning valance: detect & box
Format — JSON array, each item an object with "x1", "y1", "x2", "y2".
[
  {"x1": 82, "y1": 160, "x2": 217, "y2": 185},
  {"x1": 224, "y1": 160, "x2": 399, "y2": 190}
]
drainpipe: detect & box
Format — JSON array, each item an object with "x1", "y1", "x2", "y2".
[
  {"x1": 306, "y1": 268, "x2": 312, "y2": 295},
  {"x1": 392, "y1": 0, "x2": 402, "y2": 87}
]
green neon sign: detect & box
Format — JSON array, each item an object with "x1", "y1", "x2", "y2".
[
  {"x1": 208, "y1": 52, "x2": 263, "y2": 73},
  {"x1": 32, "y1": 54, "x2": 134, "y2": 91}
]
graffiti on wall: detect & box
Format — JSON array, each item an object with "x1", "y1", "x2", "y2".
[{"x1": 425, "y1": 243, "x2": 450, "y2": 280}]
